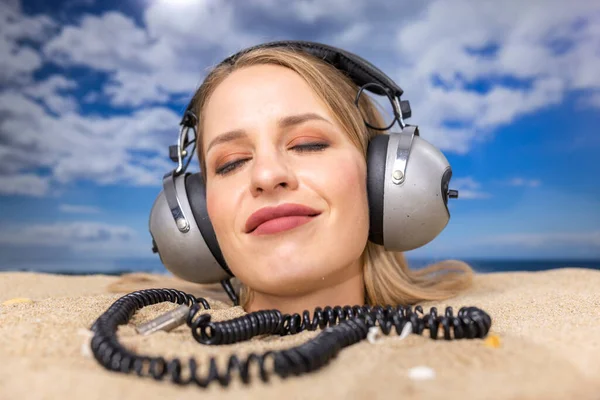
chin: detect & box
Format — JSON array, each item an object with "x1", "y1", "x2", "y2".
[{"x1": 253, "y1": 262, "x2": 332, "y2": 295}]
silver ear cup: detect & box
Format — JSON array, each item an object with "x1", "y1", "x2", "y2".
[
  {"x1": 149, "y1": 173, "x2": 231, "y2": 284},
  {"x1": 382, "y1": 132, "x2": 451, "y2": 251}
]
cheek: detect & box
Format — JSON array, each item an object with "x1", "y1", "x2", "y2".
[
  {"x1": 205, "y1": 184, "x2": 229, "y2": 233},
  {"x1": 327, "y1": 154, "x2": 368, "y2": 207},
  {"x1": 205, "y1": 180, "x2": 246, "y2": 241}
]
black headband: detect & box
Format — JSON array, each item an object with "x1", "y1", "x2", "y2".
[
  {"x1": 171, "y1": 40, "x2": 413, "y2": 172},
  {"x1": 220, "y1": 40, "x2": 404, "y2": 97},
  {"x1": 180, "y1": 40, "x2": 411, "y2": 128}
]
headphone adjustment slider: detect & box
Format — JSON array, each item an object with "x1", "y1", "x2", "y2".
[{"x1": 391, "y1": 126, "x2": 416, "y2": 185}]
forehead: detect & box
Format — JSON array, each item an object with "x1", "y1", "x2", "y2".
[{"x1": 202, "y1": 64, "x2": 331, "y2": 140}]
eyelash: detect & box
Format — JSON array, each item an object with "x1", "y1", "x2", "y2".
[{"x1": 215, "y1": 143, "x2": 329, "y2": 176}]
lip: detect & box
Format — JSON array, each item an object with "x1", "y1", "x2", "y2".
[{"x1": 245, "y1": 203, "x2": 321, "y2": 235}]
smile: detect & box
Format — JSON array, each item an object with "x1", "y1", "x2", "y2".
[{"x1": 249, "y1": 214, "x2": 319, "y2": 236}]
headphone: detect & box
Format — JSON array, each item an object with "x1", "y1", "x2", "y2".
[{"x1": 148, "y1": 40, "x2": 459, "y2": 289}]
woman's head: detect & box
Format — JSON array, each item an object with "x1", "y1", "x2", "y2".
[
  {"x1": 189, "y1": 46, "x2": 474, "y2": 311},
  {"x1": 190, "y1": 48, "x2": 383, "y2": 308}
]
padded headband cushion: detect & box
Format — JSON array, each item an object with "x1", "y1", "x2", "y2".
[
  {"x1": 219, "y1": 40, "x2": 404, "y2": 98},
  {"x1": 366, "y1": 133, "x2": 388, "y2": 245},
  {"x1": 182, "y1": 40, "x2": 409, "y2": 125},
  {"x1": 185, "y1": 172, "x2": 234, "y2": 276}
]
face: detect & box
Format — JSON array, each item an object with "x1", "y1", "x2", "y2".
[{"x1": 201, "y1": 64, "x2": 370, "y2": 296}]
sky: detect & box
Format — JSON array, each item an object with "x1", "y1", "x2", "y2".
[{"x1": 0, "y1": 0, "x2": 599, "y2": 274}]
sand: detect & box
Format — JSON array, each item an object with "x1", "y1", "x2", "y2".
[{"x1": 1, "y1": 267, "x2": 599, "y2": 400}]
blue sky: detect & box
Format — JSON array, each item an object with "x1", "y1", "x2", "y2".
[{"x1": 0, "y1": 0, "x2": 599, "y2": 273}]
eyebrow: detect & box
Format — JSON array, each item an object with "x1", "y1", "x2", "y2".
[{"x1": 206, "y1": 112, "x2": 331, "y2": 154}]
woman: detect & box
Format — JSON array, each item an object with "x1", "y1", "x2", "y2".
[{"x1": 184, "y1": 46, "x2": 473, "y2": 315}]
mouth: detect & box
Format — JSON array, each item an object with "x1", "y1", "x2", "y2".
[
  {"x1": 250, "y1": 214, "x2": 320, "y2": 235},
  {"x1": 245, "y1": 203, "x2": 321, "y2": 235}
]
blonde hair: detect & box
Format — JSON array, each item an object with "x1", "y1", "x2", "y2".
[{"x1": 190, "y1": 47, "x2": 474, "y2": 308}]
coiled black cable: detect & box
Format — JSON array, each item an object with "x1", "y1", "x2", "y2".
[{"x1": 90, "y1": 288, "x2": 492, "y2": 388}]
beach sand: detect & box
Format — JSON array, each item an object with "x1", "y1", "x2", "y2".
[{"x1": 1, "y1": 267, "x2": 599, "y2": 400}]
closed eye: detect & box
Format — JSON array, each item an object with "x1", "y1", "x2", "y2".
[
  {"x1": 214, "y1": 142, "x2": 329, "y2": 176},
  {"x1": 291, "y1": 142, "x2": 329, "y2": 152}
]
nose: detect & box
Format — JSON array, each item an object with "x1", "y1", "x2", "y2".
[{"x1": 249, "y1": 148, "x2": 299, "y2": 196}]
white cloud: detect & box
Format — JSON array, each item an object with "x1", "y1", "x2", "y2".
[
  {"x1": 44, "y1": 12, "x2": 152, "y2": 72},
  {"x1": 0, "y1": 222, "x2": 134, "y2": 245},
  {"x1": 578, "y1": 92, "x2": 600, "y2": 109},
  {"x1": 0, "y1": 40, "x2": 42, "y2": 84},
  {"x1": 42, "y1": 11, "x2": 182, "y2": 107},
  {"x1": 506, "y1": 177, "x2": 541, "y2": 188},
  {"x1": 2, "y1": 0, "x2": 600, "y2": 196},
  {"x1": 42, "y1": 1, "x2": 263, "y2": 107},
  {"x1": 251, "y1": 0, "x2": 369, "y2": 24},
  {"x1": 0, "y1": 1, "x2": 57, "y2": 84},
  {"x1": 450, "y1": 176, "x2": 541, "y2": 200},
  {"x1": 0, "y1": 221, "x2": 148, "y2": 257},
  {"x1": 452, "y1": 177, "x2": 491, "y2": 199},
  {"x1": 34, "y1": 0, "x2": 600, "y2": 131},
  {"x1": 0, "y1": 91, "x2": 179, "y2": 188},
  {"x1": 477, "y1": 231, "x2": 600, "y2": 248},
  {"x1": 22, "y1": 75, "x2": 79, "y2": 114},
  {"x1": 389, "y1": 0, "x2": 600, "y2": 150},
  {"x1": 59, "y1": 204, "x2": 101, "y2": 214},
  {"x1": 103, "y1": 70, "x2": 171, "y2": 107},
  {"x1": 0, "y1": 173, "x2": 50, "y2": 197},
  {"x1": 330, "y1": 23, "x2": 371, "y2": 48}
]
